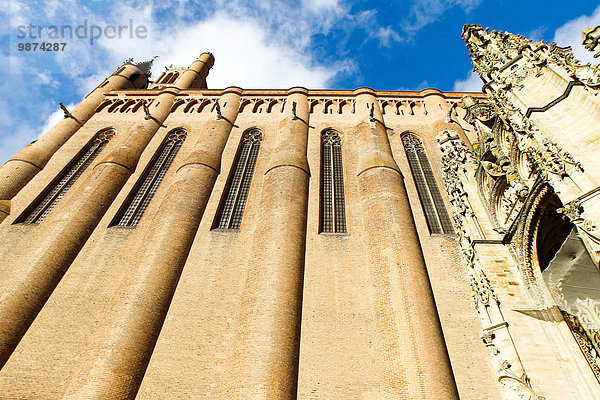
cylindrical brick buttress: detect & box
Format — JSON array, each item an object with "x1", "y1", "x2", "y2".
[
  {"x1": 0, "y1": 54, "x2": 214, "y2": 369},
  {"x1": 61, "y1": 86, "x2": 242, "y2": 400},
  {"x1": 221, "y1": 87, "x2": 310, "y2": 399},
  {"x1": 354, "y1": 88, "x2": 459, "y2": 399}
]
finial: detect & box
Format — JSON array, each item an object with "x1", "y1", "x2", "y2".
[
  {"x1": 461, "y1": 24, "x2": 482, "y2": 41},
  {"x1": 121, "y1": 56, "x2": 157, "y2": 77}
]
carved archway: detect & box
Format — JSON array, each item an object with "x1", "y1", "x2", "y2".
[
  {"x1": 518, "y1": 184, "x2": 573, "y2": 287},
  {"x1": 518, "y1": 183, "x2": 600, "y2": 382}
]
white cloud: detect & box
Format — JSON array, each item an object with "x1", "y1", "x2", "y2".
[
  {"x1": 35, "y1": 72, "x2": 60, "y2": 87},
  {"x1": 9, "y1": 0, "x2": 353, "y2": 87},
  {"x1": 402, "y1": 0, "x2": 483, "y2": 37},
  {"x1": 96, "y1": 2, "x2": 154, "y2": 63},
  {"x1": 38, "y1": 103, "x2": 77, "y2": 139},
  {"x1": 528, "y1": 26, "x2": 548, "y2": 43},
  {"x1": 453, "y1": 71, "x2": 483, "y2": 92},
  {"x1": 1, "y1": 0, "x2": 361, "y2": 165},
  {"x1": 553, "y1": 5, "x2": 600, "y2": 65},
  {"x1": 372, "y1": 26, "x2": 402, "y2": 47},
  {"x1": 152, "y1": 13, "x2": 347, "y2": 89},
  {"x1": 301, "y1": 0, "x2": 341, "y2": 12}
]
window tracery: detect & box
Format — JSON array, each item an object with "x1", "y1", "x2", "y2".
[
  {"x1": 111, "y1": 129, "x2": 187, "y2": 227},
  {"x1": 402, "y1": 133, "x2": 453, "y2": 234},
  {"x1": 17, "y1": 129, "x2": 116, "y2": 224},
  {"x1": 213, "y1": 128, "x2": 262, "y2": 230},
  {"x1": 320, "y1": 129, "x2": 346, "y2": 233}
]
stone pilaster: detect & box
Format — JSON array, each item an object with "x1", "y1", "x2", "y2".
[
  {"x1": 0, "y1": 53, "x2": 214, "y2": 369},
  {"x1": 61, "y1": 86, "x2": 241, "y2": 400},
  {"x1": 221, "y1": 87, "x2": 310, "y2": 399},
  {"x1": 0, "y1": 62, "x2": 149, "y2": 204},
  {"x1": 354, "y1": 87, "x2": 459, "y2": 399}
]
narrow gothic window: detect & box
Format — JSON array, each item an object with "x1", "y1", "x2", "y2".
[
  {"x1": 213, "y1": 129, "x2": 262, "y2": 230},
  {"x1": 111, "y1": 129, "x2": 187, "y2": 227},
  {"x1": 402, "y1": 133, "x2": 453, "y2": 234},
  {"x1": 17, "y1": 129, "x2": 116, "y2": 224},
  {"x1": 320, "y1": 129, "x2": 346, "y2": 233}
]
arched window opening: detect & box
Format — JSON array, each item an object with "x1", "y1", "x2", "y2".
[
  {"x1": 156, "y1": 72, "x2": 168, "y2": 84},
  {"x1": 167, "y1": 72, "x2": 179, "y2": 84},
  {"x1": 107, "y1": 100, "x2": 124, "y2": 113},
  {"x1": 111, "y1": 129, "x2": 187, "y2": 227},
  {"x1": 213, "y1": 129, "x2": 262, "y2": 230},
  {"x1": 320, "y1": 129, "x2": 346, "y2": 234},
  {"x1": 402, "y1": 133, "x2": 453, "y2": 234},
  {"x1": 16, "y1": 129, "x2": 116, "y2": 224}
]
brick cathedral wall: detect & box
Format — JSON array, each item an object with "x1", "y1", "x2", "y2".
[
  {"x1": 0, "y1": 108, "x2": 202, "y2": 397},
  {"x1": 0, "y1": 89, "x2": 501, "y2": 399}
]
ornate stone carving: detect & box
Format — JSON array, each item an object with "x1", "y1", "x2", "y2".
[
  {"x1": 547, "y1": 42, "x2": 600, "y2": 89},
  {"x1": 556, "y1": 200, "x2": 584, "y2": 221},
  {"x1": 471, "y1": 269, "x2": 499, "y2": 309},
  {"x1": 463, "y1": 96, "x2": 496, "y2": 127},
  {"x1": 571, "y1": 298, "x2": 600, "y2": 336},
  {"x1": 462, "y1": 76, "x2": 583, "y2": 213},
  {"x1": 568, "y1": 299, "x2": 600, "y2": 380},
  {"x1": 561, "y1": 310, "x2": 600, "y2": 383},
  {"x1": 557, "y1": 200, "x2": 600, "y2": 261},
  {"x1": 438, "y1": 131, "x2": 475, "y2": 223},
  {"x1": 499, "y1": 374, "x2": 546, "y2": 400},
  {"x1": 462, "y1": 25, "x2": 600, "y2": 393},
  {"x1": 519, "y1": 138, "x2": 583, "y2": 182},
  {"x1": 481, "y1": 160, "x2": 506, "y2": 177},
  {"x1": 437, "y1": 130, "x2": 544, "y2": 400},
  {"x1": 464, "y1": 23, "x2": 600, "y2": 91},
  {"x1": 462, "y1": 97, "x2": 542, "y2": 233},
  {"x1": 496, "y1": 180, "x2": 529, "y2": 229},
  {"x1": 507, "y1": 63, "x2": 532, "y2": 87},
  {"x1": 582, "y1": 26, "x2": 600, "y2": 58}
]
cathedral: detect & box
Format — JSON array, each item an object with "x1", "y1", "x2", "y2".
[{"x1": 0, "y1": 24, "x2": 599, "y2": 399}]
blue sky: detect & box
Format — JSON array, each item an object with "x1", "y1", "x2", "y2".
[{"x1": 1, "y1": 0, "x2": 600, "y2": 164}]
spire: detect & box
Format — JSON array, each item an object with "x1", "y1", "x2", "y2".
[
  {"x1": 461, "y1": 24, "x2": 537, "y2": 78},
  {"x1": 462, "y1": 24, "x2": 600, "y2": 93},
  {"x1": 460, "y1": 25, "x2": 590, "y2": 212}
]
